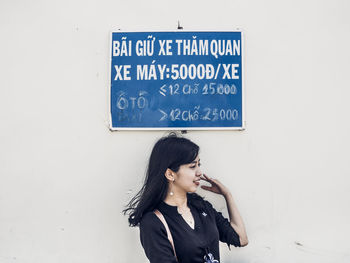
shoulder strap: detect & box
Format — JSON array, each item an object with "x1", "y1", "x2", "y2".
[{"x1": 154, "y1": 209, "x2": 178, "y2": 261}]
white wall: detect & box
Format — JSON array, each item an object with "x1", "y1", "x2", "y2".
[{"x1": 1, "y1": 0, "x2": 349, "y2": 262}]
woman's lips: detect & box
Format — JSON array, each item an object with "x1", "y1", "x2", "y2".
[{"x1": 194, "y1": 180, "x2": 200, "y2": 186}]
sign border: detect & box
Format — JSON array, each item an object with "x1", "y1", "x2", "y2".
[{"x1": 109, "y1": 29, "x2": 245, "y2": 131}]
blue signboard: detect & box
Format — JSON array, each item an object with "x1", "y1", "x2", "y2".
[{"x1": 110, "y1": 31, "x2": 244, "y2": 130}]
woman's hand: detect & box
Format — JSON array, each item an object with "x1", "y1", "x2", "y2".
[{"x1": 200, "y1": 174, "x2": 230, "y2": 197}]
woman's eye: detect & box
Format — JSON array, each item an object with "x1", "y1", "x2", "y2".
[{"x1": 190, "y1": 163, "x2": 200, "y2": 168}]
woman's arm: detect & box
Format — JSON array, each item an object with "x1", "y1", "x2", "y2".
[
  {"x1": 140, "y1": 213, "x2": 178, "y2": 262},
  {"x1": 223, "y1": 192, "x2": 248, "y2": 246},
  {"x1": 201, "y1": 174, "x2": 249, "y2": 247}
]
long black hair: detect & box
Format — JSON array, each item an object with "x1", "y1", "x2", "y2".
[{"x1": 123, "y1": 133, "x2": 203, "y2": 227}]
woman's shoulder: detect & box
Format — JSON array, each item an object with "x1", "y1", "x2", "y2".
[
  {"x1": 187, "y1": 193, "x2": 215, "y2": 212},
  {"x1": 140, "y1": 211, "x2": 164, "y2": 231},
  {"x1": 140, "y1": 211, "x2": 159, "y2": 225}
]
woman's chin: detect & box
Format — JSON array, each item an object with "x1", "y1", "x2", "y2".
[{"x1": 188, "y1": 187, "x2": 198, "y2": 193}]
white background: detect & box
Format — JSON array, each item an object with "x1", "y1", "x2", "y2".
[{"x1": 0, "y1": 0, "x2": 349, "y2": 262}]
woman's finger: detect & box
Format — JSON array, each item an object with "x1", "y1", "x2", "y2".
[
  {"x1": 200, "y1": 185, "x2": 212, "y2": 191},
  {"x1": 200, "y1": 175, "x2": 209, "y2": 182},
  {"x1": 203, "y1": 174, "x2": 213, "y2": 181}
]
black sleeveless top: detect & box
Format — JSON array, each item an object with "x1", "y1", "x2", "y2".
[{"x1": 139, "y1": 195, "x2": 241, "y2": 263}]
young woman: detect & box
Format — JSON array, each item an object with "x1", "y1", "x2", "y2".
[{"x1": 123, "y1": 134, "x2": 248, "y2": 263}]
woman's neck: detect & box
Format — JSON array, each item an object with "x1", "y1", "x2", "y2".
[{"x1": 164, "y1": 192, "x2": 188, "y2": 210}]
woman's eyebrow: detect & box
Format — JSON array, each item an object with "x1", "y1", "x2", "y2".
[{"x1": 191, "y1": 159, "x2": 201, "y2": 164}]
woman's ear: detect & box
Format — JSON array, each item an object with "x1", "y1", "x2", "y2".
[{"x1": 164, "y1": 168, "x2": 175, "y2": 181}]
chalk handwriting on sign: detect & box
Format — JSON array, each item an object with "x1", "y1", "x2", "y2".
[{"x1": 110, "y1": 31, "x2": 243, "y2": 130}]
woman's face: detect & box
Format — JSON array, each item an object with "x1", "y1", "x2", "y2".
[{"x1": 173, "y1": 155, "x2": 202, "y2": 193}]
